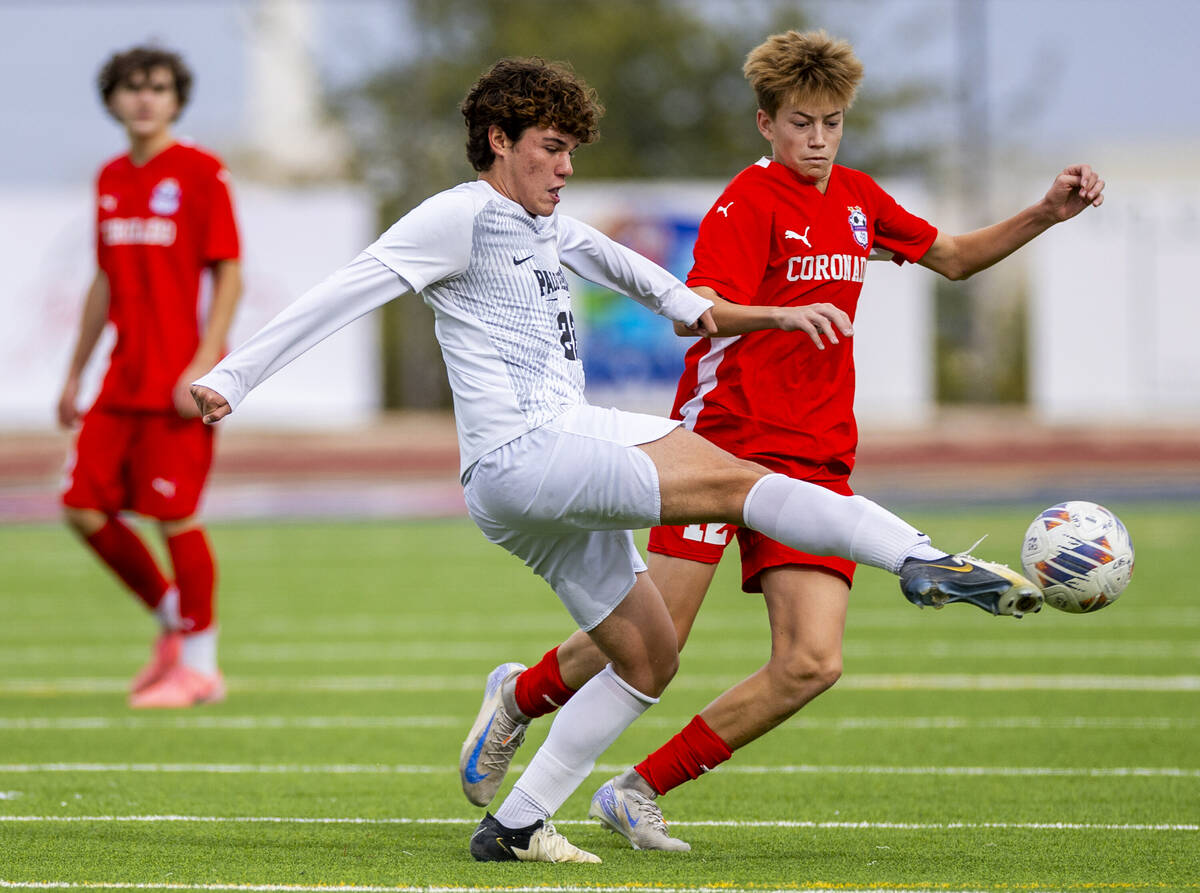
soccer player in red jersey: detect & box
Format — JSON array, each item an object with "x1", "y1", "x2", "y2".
[
  {"x1": 459, "y1": 30, "x2": 1105, "y2": 849},
  {"x1": 57, "y1": 46, "x2": 242, "y2": 709}
]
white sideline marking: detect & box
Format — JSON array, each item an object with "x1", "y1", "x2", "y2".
[
  {"x1": 0, "y1": 714, "x2": 1194, "y2": 732},
  {"x1": 0, "y1": 815, "x2": 1195, "y2": 833},
  {"x1": 0, "y1": 883, "x2": 996, "y2": 893},
  {"x1": 1, "y1": 762, "x2": 1197, "y2": 779},
  {"x1": 2, "y1": 673, "x2": 1198, "y2": 695}
]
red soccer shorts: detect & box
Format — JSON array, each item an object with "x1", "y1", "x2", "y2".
[
  {"x1": 646, "y1": 471, "x2": 856, "y2": 592},
  {"x1": 62, "y1": 410, "x2": 215, "y2": 521}
]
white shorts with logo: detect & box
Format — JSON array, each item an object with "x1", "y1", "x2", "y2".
[{"x1": 463, "y1": 404, "x2": 680, "y2": 631}]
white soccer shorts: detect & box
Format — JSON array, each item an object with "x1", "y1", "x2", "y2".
[{"x1": 462, "y1": 404, "x2": 680, "y2": 631}]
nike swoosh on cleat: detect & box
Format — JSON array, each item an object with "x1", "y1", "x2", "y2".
[
  {"x1": 622, "y1": 802, "x2": 640, "y2": 828},
  {"x1": 925, "y1": 563, "x2": 976, "y2": 573},
  {"x1": 463, "y1": 715, "x2": 494, "y2": 783}
]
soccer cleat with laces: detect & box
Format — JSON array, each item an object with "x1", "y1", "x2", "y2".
[
  {"x1": 470, "y1": 812, "x2": 601, "y2": 863},
  {"x1": 129, "y1": 630, "x2": 183, "y2": 694},
  {"x1": 588, "y1": 769, "x2": 691, "y2": 852},
  {"x1": 460, "y1": 662, "x2": 529, "y2": 806},
  {"x1": 900, "y1": 546, "x2": 1043, "y2": 618},
  {"x1": 128, "y1": 664, "x2": 225, "y2": 708}
]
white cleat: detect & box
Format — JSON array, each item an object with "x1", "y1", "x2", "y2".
[
  {"x1": 459, "y1": 662, "x2": 528, "y2": 806},
  {"x1": 588, "y1": 769, "x2": 691, "y2": 852}
]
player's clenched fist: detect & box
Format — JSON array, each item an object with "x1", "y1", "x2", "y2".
[{"x1": 190, "y1": 385, "x2": 230, "y2": 425}]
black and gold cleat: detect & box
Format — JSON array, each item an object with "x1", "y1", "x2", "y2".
[
  {"x1": 900, "y1": 553, "x2": 1043, "y2": 618},
  {"x1": 470, "y1": 812, "x2": 601, "y2": 863}
]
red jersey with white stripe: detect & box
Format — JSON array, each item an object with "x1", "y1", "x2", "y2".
[
  {"x1": 94, "y1": 142, "x2": 240, "y2": 411},
  {"x1": 675, "y1": 158, "x2": 936, "y2": 475}
]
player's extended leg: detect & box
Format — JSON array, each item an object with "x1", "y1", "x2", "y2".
[
  {"x1": 128, "y1": 518, "x2": 224, "y2": 709},
  {"x1": 470, "y1": 570, "x2": 678, "y2": 863},
  {"x1": 591, "y1": 564, "x2": 845, "y2": 851},
  {"x1": 639, "y1": 428, "x2": 1041, "y2": 616},
  {"x1": 460, "y1": 553, "x2": 718, "y2": 808}
]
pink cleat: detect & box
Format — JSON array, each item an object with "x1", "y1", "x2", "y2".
[
  {"x1": 129, "y1": 631, "x2": 183, "y2": 694},
  {"x1": 128, "y1": 665, "x2": 225, "y2": 709}
]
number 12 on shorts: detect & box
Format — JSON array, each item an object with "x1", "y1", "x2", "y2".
[{"x1": 682, "y1": 523, "x2": 731, "y2": 545}]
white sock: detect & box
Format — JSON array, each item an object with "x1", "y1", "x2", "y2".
[
  {"x1": 494, "y1": 664, "x2": 656, "y2": 828},
  {"x1": 155, "y1": 585, "x2": 183, "y2": 632},
  {"x1": 742, "y1": 473, "x2": 933, "y2": 574},
  {"x1": 180, "y1": 628, "x2": 218, "y2": 676}
]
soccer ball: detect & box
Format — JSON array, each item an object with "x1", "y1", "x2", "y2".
[{"x1": 1020, "y1": 501, "x2": 1134, "y2": 613}]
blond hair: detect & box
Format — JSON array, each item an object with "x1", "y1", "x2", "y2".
[{"x1": 743, "y1": 30, "x2": 864, "y2": 117}]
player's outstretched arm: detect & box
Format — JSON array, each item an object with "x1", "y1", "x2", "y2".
[
  {"x1": 190, "y1": 254, "x2": 409, "y2": 419},
  {"x1": 190, "y1": 385, "x2": 230, "y2": 425},
  {"x1": 674, "y1": 287, "x2": 853, "y2": 350},
  {"x1": 556, "y1": 215, "x2": 712, "y2": 327},
  {"x1": 919, "y1": 164, "x2": 1105, "y2": 281}
]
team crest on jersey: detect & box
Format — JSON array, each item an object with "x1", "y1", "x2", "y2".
[
  {"x1": 98, "y1": 194, "x2": 117, "y2": 212},
  {"x1": 847, "y1": 205, "x2": 869, "y2": 248},
  {"x1": 149, "y1": 178, "x2": 181, "y2": 216}
]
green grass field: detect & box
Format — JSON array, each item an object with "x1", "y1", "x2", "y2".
[{"x1": 1, "y1": 504, "x2": 1197, "y2": 892}]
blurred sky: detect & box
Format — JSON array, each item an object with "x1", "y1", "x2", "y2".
[{"x1": 1, "y1": 0, "x2": 1198, "y2": 186}]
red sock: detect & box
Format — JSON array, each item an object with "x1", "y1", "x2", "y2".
[
  {"x1": 634, "y1": 714, "x2": 734, "y2": 796},
  {"x1": 513, "y1": 647, "x2": 578, "y2": 718},
  {"x1": 167, "y1": 528, "x2": 216, "y2": 633},
  {"x1": 83, "y1": 518, "x2": 169, "y2": 610}
]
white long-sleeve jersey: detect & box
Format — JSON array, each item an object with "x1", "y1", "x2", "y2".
[{"x1": 195, "y1": 179, "x2": 712, "y2": 478}]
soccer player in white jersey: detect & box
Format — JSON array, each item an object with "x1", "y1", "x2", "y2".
[
  {"x1": 458, "y1": 35, "x2": 1106, "y2": 854},
  {"x1": 190, "y1": 57, "x2": 1041, "y2": 863}
]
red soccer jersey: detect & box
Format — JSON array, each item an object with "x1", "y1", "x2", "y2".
[
  {"x1": 94, "y1": 142, "x2": 240, "y2": 411},
  {"x1": 675, "y1": 158, "x2": 936, "y2": 475}
]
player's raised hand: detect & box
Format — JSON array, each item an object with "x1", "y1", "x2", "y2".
[
  {"x1": 777, "y1": 303, "x2": 854, "y2": 350},
  {"x1": 1044, "y1": 163, "x2": 1105, "y2": 220},
  {"x1": 190, "y1": 384, "x2": 231, "y2": 425}
]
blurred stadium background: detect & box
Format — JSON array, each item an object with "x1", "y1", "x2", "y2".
[{"x1": 2, "y1": 0, "x2": 1199, "y2": 521}]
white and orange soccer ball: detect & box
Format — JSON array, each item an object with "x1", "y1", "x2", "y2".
[{"x1": 1020, "y1": 501, "x2": 1134, "y2": 613}]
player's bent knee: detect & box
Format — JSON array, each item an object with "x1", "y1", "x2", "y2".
[
  {"x1": 769, "y1": 651, "x2": 843, "y2": 703},
  {"x1": 615, "y1": 649, "x2": 678, "y2": 699}
]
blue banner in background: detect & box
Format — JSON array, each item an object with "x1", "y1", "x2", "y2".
[{"x1": 572, "y1": 214, "x2": 701, "y2": 388}]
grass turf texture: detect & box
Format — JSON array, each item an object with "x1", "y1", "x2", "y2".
[{"x1": 0, "y1": 505, "x2": 1197, "y2": 891}]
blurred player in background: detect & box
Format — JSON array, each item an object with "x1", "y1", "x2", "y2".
[
  {"x1": 461, "y1": 30, "x2": 1105, "y2": 852},
  {"x1": 57, "y1": 46, "x2": 242, "y2": 709},
  {"x1": 192, "y1": 56, "x2": 1041, "y2": 863}
]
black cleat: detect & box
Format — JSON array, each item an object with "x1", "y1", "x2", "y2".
[
  {"x1": 900, "y1": 552, "x2": 1043, "y2": 618},
  {"x1": 469, "y1": 812, "x2": 601, "y2": 863}
]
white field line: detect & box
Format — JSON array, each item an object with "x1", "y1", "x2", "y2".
[
  {"x1": 0, "y1": 762, "x2": 1196, "y2": 779},
  {"x1": 0, "y1": 714, "x2": 1194, "y2": 732},
  {"x1": 4, "y1": 605, "x2": 1199, "y2": 641},
  {"x1": 2, "y1": 673, "x2": 1199, "y2": 695},
  {"x1": 0, "y1": 883, "x2": 997, "y2": 893},
  {"x1": 3, "y1": 638, "x2": 1199, "y2": 664},
  {"x1": 0, "y1": 815, "x2": 1195, "y2": 833}
]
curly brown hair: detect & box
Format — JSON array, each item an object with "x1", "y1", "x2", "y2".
[
  {"x1": 744, "y1": 30, "x2": 863, "y2": 117},
  {"x1": 461, "y1": 57, "x2": 603, "y2": 172},
  {"x1": 98, "y1": 45, "x2": 193, "y2": 121}
]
